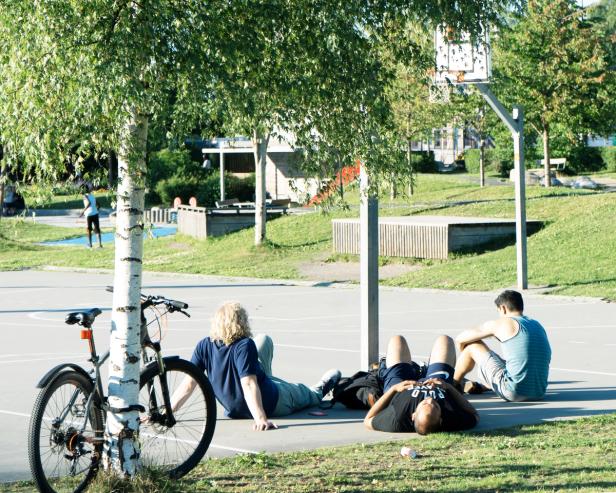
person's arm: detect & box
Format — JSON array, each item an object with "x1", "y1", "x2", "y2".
[
  {"x1": 240, "y1": 375, "x2": 278, "y2": 431},
  {"x1": 79, "y1": 195, "x2": 90, "y2": 217},
  {"x1": 170, "y1": 376, "x2": 197, "y2": 413},
  {"x1": 363, "y1": 380, "x2": 416, "y2": 430},
  {"x1": 455, "y1": 320, "x2": 499, "y2": 350},
  {"x1": 424, "y1": 378, "x2": 479, "y2": 424}
]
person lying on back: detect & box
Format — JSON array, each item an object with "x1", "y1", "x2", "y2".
[{"x1": 364, "y1": 334, "x2": 478, "y2": 435}]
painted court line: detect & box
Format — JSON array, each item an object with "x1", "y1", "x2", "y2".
[
  {"x1": 551, "y1": 367, "x2": 616, "y2": 377},
  {"x1": 0, "y1": 409, "x2": 260, "y2": 456}
]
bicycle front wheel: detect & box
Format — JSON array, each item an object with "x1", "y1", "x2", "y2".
[
  {"x1": 28, "y1": 371, "x2": 103, "y2": 493},
  {"x1": 139, "y1": 357, "x2": 216, "y2": 478}
]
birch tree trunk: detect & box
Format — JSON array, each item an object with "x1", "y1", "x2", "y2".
[
  {"x1": 542, "y1": 126, "x2": 551, "y2": 188},
  {"x1": 479, "y1": 138, "x2": 485, "y2": 188},
  {"x1": 104, "y1": 108, "x2": 148, "y2": 476},
  {"x1": 253, "y1": 129, "x2": 269, "y2": 246},
  {"x1": 0, "y1": 182, "x2": 4, "y2": 222},
  {"x1": 407, "y1": 138, "x2": 414, "y2": 196}
]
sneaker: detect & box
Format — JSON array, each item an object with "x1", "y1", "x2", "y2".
[{"x1": 311, "y1": 368, "x2": 342, "y2": 398}]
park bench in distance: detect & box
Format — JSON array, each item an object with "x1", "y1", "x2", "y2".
[
  {"x1": 537, "y1": 158, "x2": 567, "y2": 172},
  {"x1": 215, "y1": 198, "x2": 240, "y2": 208}
]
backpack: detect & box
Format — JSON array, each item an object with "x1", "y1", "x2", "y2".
[{"x1": 327, "y1": 368, "x2": 383, "y2": 410}]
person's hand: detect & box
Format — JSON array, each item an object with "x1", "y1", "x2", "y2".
[
  {"x1": 253, "y1": 419, "x2": 278, "y2": 431},
  {"x1": 392, "y1": 380, "x2": 416, "y2": 393},
  {"x1": 422, "y1": 378, "x2": 445, "y2": 387}
]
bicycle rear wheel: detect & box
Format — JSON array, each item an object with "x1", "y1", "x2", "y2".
[
  {"x1": 139, "y1": 357, "x2": 216, "y2": 478},
  {"x1": 28, "y1": 371, "x2": 103, "y2": 493}
]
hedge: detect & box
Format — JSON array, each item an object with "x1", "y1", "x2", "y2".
[
  {"x1": 600, "y1": 146, "x2": 616, "y2": 172},
  {"x1": 155, "y1": 172, "x2": 255, "y2": 207}
]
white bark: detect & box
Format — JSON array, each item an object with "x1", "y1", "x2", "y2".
[
  {"x1": 542, "y1": 127, "x2": 551, "y2": 188},
  {"x1": 479, "y1": 139, "x2": 485, "y2": 188},
  {"x1": 253, "y1": 130, "x2": 269, "y2": 246},
  {"x1": 104, "y1": 108, "x2": 148, "y2": 476}
]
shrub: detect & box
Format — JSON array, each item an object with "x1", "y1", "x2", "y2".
[
  {"x1": 155, "y1": 176, "x2": 200, "y2": 207},
  {"x1": 147, "y1": 148, "x2": 214, "y2": 204},
  {"x1": 155, "y1": 172, "x2": 255, "y2": 208},
  {"x1": 411, "y1": 151, "x2": 437, "y2": 173},
  {"x1": 600, "y1": 146, "x2": 616, "y2": 172},
  {"x1": 463, "y1": 149, "x2": 479, "y2": 174},
  {"x1": 567, "y1": 146, "x2": 605, "y2": 173}
]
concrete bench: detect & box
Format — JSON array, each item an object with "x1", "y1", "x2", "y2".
[
  {"x1": 537, "y1": 158, "x2": 567, "y2": 171},
  {"x1": 215, "y1": 198, "x2": 240, "y2": 208}
]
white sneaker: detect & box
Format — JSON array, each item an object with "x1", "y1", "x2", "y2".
[{"x1": 311, "y1": 368, "x2": 342, "y2": 398}]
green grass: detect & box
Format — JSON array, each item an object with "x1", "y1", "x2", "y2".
[
  {"x1": 4, "y1": 414, "x2": 616, "y2": 492},
  {"x1": 2, "y1": 174, "x2": 616, "y2": 299},
  {"x1": 21, "y1": 190, "x2": 114, "y2": 210}
]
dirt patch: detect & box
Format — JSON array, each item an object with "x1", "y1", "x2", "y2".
[
  {"x1": 298, "y1": 260, "x2": 421, "y2": 282},
  {"x1": 168, "y1": 242, "x2": 191, "y2": 250}
]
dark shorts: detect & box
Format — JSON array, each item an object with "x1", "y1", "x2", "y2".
[
  {"x1": 86, "y1": 214, "x2": 100, "y2": 232},
  {"x1": 419, "y1": 362, "x2": 455, "y2": 385},
  {"x1": 380, "y1": 361, "x2": 423, "y2": 392}
]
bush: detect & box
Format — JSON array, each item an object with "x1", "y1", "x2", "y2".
[
  {"x1": 600, "y1": 146, "x2": 616, "y2": 172},
  {"x1": 147, "y1": 148, "x2": 208, "y2": 202},
  {"x1": 155, "y1": 172, "x2": 255, "y2": 208},
  {"x1": 567, "y1": 146, "x2": 605, "y2": 173},
  {"x1": 411, "y1": 151, "x2": 437, "y2": 173}
]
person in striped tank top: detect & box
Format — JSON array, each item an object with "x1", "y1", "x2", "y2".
[{"x1": 453, "y1": 290, "x2": 552, "y2": 402}]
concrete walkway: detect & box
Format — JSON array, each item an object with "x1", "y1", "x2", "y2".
[{"x1": 1, "y1": 269, "x2": 615, "y2": 482}]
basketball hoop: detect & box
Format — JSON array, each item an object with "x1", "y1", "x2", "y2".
[{"x1": 434, "y1": 24, "x2": 491, "y2": 86}]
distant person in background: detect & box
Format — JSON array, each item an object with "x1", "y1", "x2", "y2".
[
  {"x1": 79, "y1": 186, "x2": 102, "y2": 248},
  {"x1": 453, "y1": 290, "x2": 552, "y2": 402}
]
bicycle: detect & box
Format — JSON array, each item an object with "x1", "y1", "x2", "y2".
[{"x1": 27, "y1": 290, "x2": 217, "y2": 493}]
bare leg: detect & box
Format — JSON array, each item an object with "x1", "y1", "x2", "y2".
[
  {"x1": 86, "y1": 228, "x2": 93, "y2": 248},
  {"x1": 427, "y1": 335, "x2": 456, "y2": 366},
  {"x1": 385, "y1": 335, "x2": 412, "y2": 368},
  {"x1": 453, "y1": 341, "x2": 490, "y2": 384}
]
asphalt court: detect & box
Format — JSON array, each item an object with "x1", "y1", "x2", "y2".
[{"x1": 1, "y1": 269, "x2": 615, "y2": 482}]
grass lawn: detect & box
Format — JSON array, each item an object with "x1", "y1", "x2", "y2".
[
  {"x1": 2, "y1": 173, "x2": 616, "y2": 299},
  {"x1": 3, "y1": 414, "x2": 616, "y2": 492},
  {"x1": 21, "y1": 190, "x2": 115, "y2": 210}
]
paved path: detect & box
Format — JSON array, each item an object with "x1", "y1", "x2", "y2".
[{"x1": 1, "y1": 269, "x2": 615, "y2": 483}]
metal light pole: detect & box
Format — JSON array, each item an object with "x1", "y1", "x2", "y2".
[
  {"x1": 360, "y1": 164, "x2": 379, "y2": 369},
  {"x1": 476, "y1": 84, "x2": 528, "y2": 289}
]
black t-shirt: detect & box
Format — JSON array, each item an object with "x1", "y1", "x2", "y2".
[{"x1": 371, "y1": 383, "x2": 477, "y2": 433}]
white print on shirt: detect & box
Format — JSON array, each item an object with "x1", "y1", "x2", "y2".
[{"x1": 409, "y1": 384, "x2": 446, "y2": 400}]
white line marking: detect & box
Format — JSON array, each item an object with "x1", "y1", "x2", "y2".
[
  {"x1": 209, "y1": 443, "x2": 260, "y2": 454},
  {"x1": 551, "y1": 367, "x2": 616, "y2": 377},
  {"x1": 0, "y1": 410, "x2": 259, "y2": 455},
  {"x1": 0, "y1": 355, "x2": 88, "y2": 365},
  {"x1": 277, "y1": 344, "x2": 358, "y2": 353},
  {"x1": 568, "y1": 341, "x2": 588, "y2": 345},
  {"x1": 0, "y1": 409, "x2": 31, "y2": 418},
  {"x1": 550, "y1": 325, "x2": 616, "y2": 329}
]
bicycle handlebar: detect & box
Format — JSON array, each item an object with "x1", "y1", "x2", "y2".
[{"x1": 105, "y1": 286, "x2": 190, "y2": 315}]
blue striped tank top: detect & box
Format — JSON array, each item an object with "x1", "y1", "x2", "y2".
[{"x1": 502, "y1": 316, "x2": 552, "y2": 399}]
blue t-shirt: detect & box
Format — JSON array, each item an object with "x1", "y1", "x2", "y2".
[{"x1": 191, "y1": 336, "x2": 279, "y2": 418}]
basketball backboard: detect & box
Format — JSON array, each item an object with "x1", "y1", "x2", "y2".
[{"x1": 434, "y1": 25, "x2": 491, "y2": 84}]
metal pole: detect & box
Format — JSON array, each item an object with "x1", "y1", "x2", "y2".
[
  {"x1": 360, "y1": 164, "x2": 379, "y2": 369},
  {"x1": 475, "y1": 83, "x2": 528, "y2": 290},
  {"x1": 219, "y1": 151, "x2": 225, "y2": 202},
  {"x1": 512, "y1": 106, "x2": 528, "y2": 289}
]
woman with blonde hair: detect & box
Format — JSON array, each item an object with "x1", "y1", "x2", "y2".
[{"x1": 180, "y1": 301, "x2": 340, "y2": 431}]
